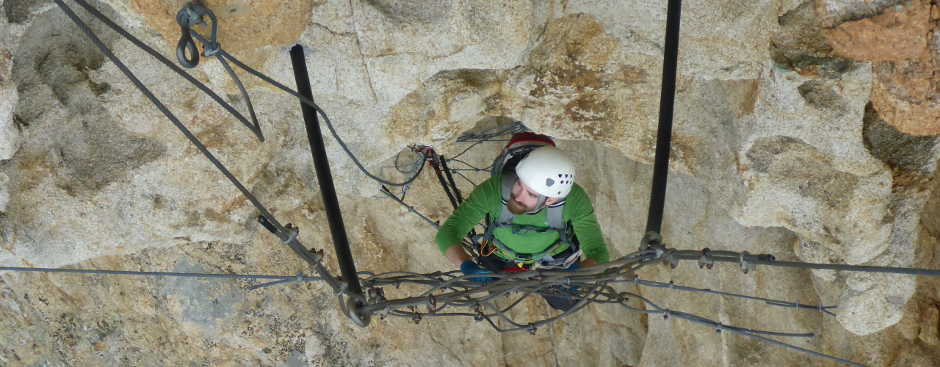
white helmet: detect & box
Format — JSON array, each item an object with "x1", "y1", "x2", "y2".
[{"x1": 515, "y1": 146, "x2": 576, "y2": 198}]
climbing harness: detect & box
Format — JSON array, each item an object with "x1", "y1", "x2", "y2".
[
  {"x1": 2, "y1": 2, "x2": 936, "y2": 366},
  {"x1": 411, "y1": 130, "x2": 583, "y2": 268},
  {"x1": 474, "y1": 172, "x2": 582, "y2": 268}
]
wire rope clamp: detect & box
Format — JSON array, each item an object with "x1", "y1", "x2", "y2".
[
  {"x1": 308, "y1": 248, "x2": 325, "y2": 262},
  {"x1": 345, "y1": 295, "x2": 372, "y2": 327},
  {"x1": 409, "y1": 306, "x2": 422, "y2": 324},
  {"x1": 367, "y1": 287, "x2": 386, "y2": 304},
  {"x1": 698, "y1": 248, "x2": 714, "y2": 269},
  {"x1": 640, "y1": 231, "x2": 665, "y2": 255},
  {"x1": 662, "y1": 249, "x2": 678, "y2": 269},
  {"x1": 280, "y1": 223, "x2": 300, "y2": 245},
  {"x1": 739, "y1": 251, "x2": 755, "y2": 274},
  {"x1": 473, "y1": 303, "x2": 485, "y2": 321},
  {"x1": 426, "y1": 295, "x2": 438, "y2": 314}
]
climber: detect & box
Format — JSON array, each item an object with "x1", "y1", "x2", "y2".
[{"x1": 434, "y1": 132, "x2": 610, "y2": 311}]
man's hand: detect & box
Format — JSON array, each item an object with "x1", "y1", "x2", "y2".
[
  {"x1": 460, "y1": 261, "x2": 495, "y2": 282},
  {"x1": 445, "y1": 245, "x2": 472, "y2": 266}
]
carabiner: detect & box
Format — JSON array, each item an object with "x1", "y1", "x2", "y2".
[{"x1": 175, "y1": 2, "x2": 220, "y2": 67}]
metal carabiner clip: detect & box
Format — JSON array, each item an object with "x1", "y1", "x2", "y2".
[{"x1": 175, "y1": 2, "x2": 219, "y2": 68}]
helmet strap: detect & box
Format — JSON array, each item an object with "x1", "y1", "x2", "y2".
[{"x1": 527, "y1": 195, "x2": 547, "y2": 214}]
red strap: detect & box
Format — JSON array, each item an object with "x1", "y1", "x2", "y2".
[
  {"x1": 505, "y1": 132, "x2": 555, "y2": 149},
  {"x1": 502, "y1": 266, "x2": 529, "y2": 273}
]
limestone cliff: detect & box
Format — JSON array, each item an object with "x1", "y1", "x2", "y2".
[{"x1": 1, "y1": 0, "x2": 939, "y2": 366}]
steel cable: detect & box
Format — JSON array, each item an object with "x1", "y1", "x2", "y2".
[
  {"x1": 55, "y1": 0, "x2": 342, "y2": 294},
  {"x1": 41, "y1": 2, "x2": 933, "y2": 365}
]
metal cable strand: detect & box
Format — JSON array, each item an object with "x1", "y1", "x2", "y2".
[
  {"x1": 447, "y1": 140, "x2": 484, "y2": 162},
  {"x1": 216, "y1": 49, "x2": 425, "y2": 187},
  {"x1": 64, "y1": 0, "x2": 262, "y2": 141},
  {"x1": 0, "y1": 243, "x2": 874, "y2": 365},
  {"x1": 216, "y1": 54, "x2": 263, "y2": 139},
  {"x1": 630, "y1": 278, "x2": 837, "y2": 316},
  {"x1": 356, "y1": 259, "x2": 867, "y2": 365},
  {"x1": 72, "y1": 0, "x2": 423, "y2": 188},
  {"x1": 743, "y1": 332, "x2": 867, "y2": 367},
  {"x1": 667, "y1": 249, "x2": 940, "y2": 277},
  {"x1": 393, "y1": 150, "x2": 424, "y2": 175},
  {"x1": 0, "y1": 266, "x2": 324, "y2": 284},
  {"x1": 446, "y1": 158, "x2": 491, "y2": 172},
  {"x1": 47, "y1": 3, "x2": 924, "y2": 364},
  {"x1": 451, "y1": 171, "x2": 478, "y2": 187},
  {"x1": 379, "y1": 186, "x2": 439, "y2": 228},
  {"x1": 55, "y1": 0, "x2": 342, "y2": 293}
]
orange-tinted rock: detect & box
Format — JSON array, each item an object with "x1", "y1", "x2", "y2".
[
  {"x1": 813, "y1": 0, "x2": 906, "y2": 28},
  {"x1": 821, "y1": 0, "x2": 940, "y2": 135},
  {"x1": 823, "y1": 0, "x2": 932, "y2": 62},
  {"x1": 870, "y1": 56, "x2": 940, "y2": 136},
  {"x1": 130, "y1": 0, "x2": 315, "y2": 70}
]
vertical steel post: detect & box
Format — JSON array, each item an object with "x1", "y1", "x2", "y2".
[
  {"x1": 644, "y1": 0, "x2": 682, "y2": 238},
  {"x1": 289, "y1": 45, "x2": 368, "y2": 325}
]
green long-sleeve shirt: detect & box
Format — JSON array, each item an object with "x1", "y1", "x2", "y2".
[{"x1": 435, "y1": 175, "x2": 610, "y2": 263}]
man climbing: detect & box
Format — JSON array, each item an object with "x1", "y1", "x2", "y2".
[{"x1": 434, "y1": 132, "x2": 610, "y2": 311}]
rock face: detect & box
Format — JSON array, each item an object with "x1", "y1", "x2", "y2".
[
  {"x1": 823, "y1": 0, "x2": 940, "y2": 136},
  {"x1": 1, "y1": 0, "x2": 939, "y2": 366}
]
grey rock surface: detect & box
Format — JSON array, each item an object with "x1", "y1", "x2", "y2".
[{"x1": 0, "y1": 0, "x2": 939, "y2": 366}]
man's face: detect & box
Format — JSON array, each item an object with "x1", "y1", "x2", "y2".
[{"x1": 508, "y1": 180, "x2": 543, "y2": 214}]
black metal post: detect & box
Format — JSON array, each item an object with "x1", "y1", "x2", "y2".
[
  {"x1": 289, "y1": 45, "x2": 368, "y2": 324},
  {"x1": 644, "y1": 0, "x2": 682, "y2": 237}
]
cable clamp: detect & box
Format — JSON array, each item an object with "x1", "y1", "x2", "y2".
[
  {"x1": 427, "y1": 295, "x2": 437, "y2": 312},
  {"x1": 640, "y1": 231, "x2": 664, "y2": 253},
  {"x1": 281, "y1": 224, "x2": 299, "y2": 244},
  {"x1": 527, "y1": 324, "x2": 538, "y2": 335},
  {"x1": 203, "y1": 42, "x2": 221, "y2": 57},
  {"x1": 473, "y1": 303, "x2": 485, "y2": 322},
  {"x1": 308, "y1": 248, "x2": 324, "y2": 262},
  {"x1": 367, "y1": 287, "x2": 386, "y2": 304},
  {"x1": 662, "y1": 249, "x2": 678, "y2": 269},
  {"x1": 739, "y1": 251, "x2": 755, "y2": 274},
  {"x1": 698, "y1": 248, "x2": 714, "y2": 270}
]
